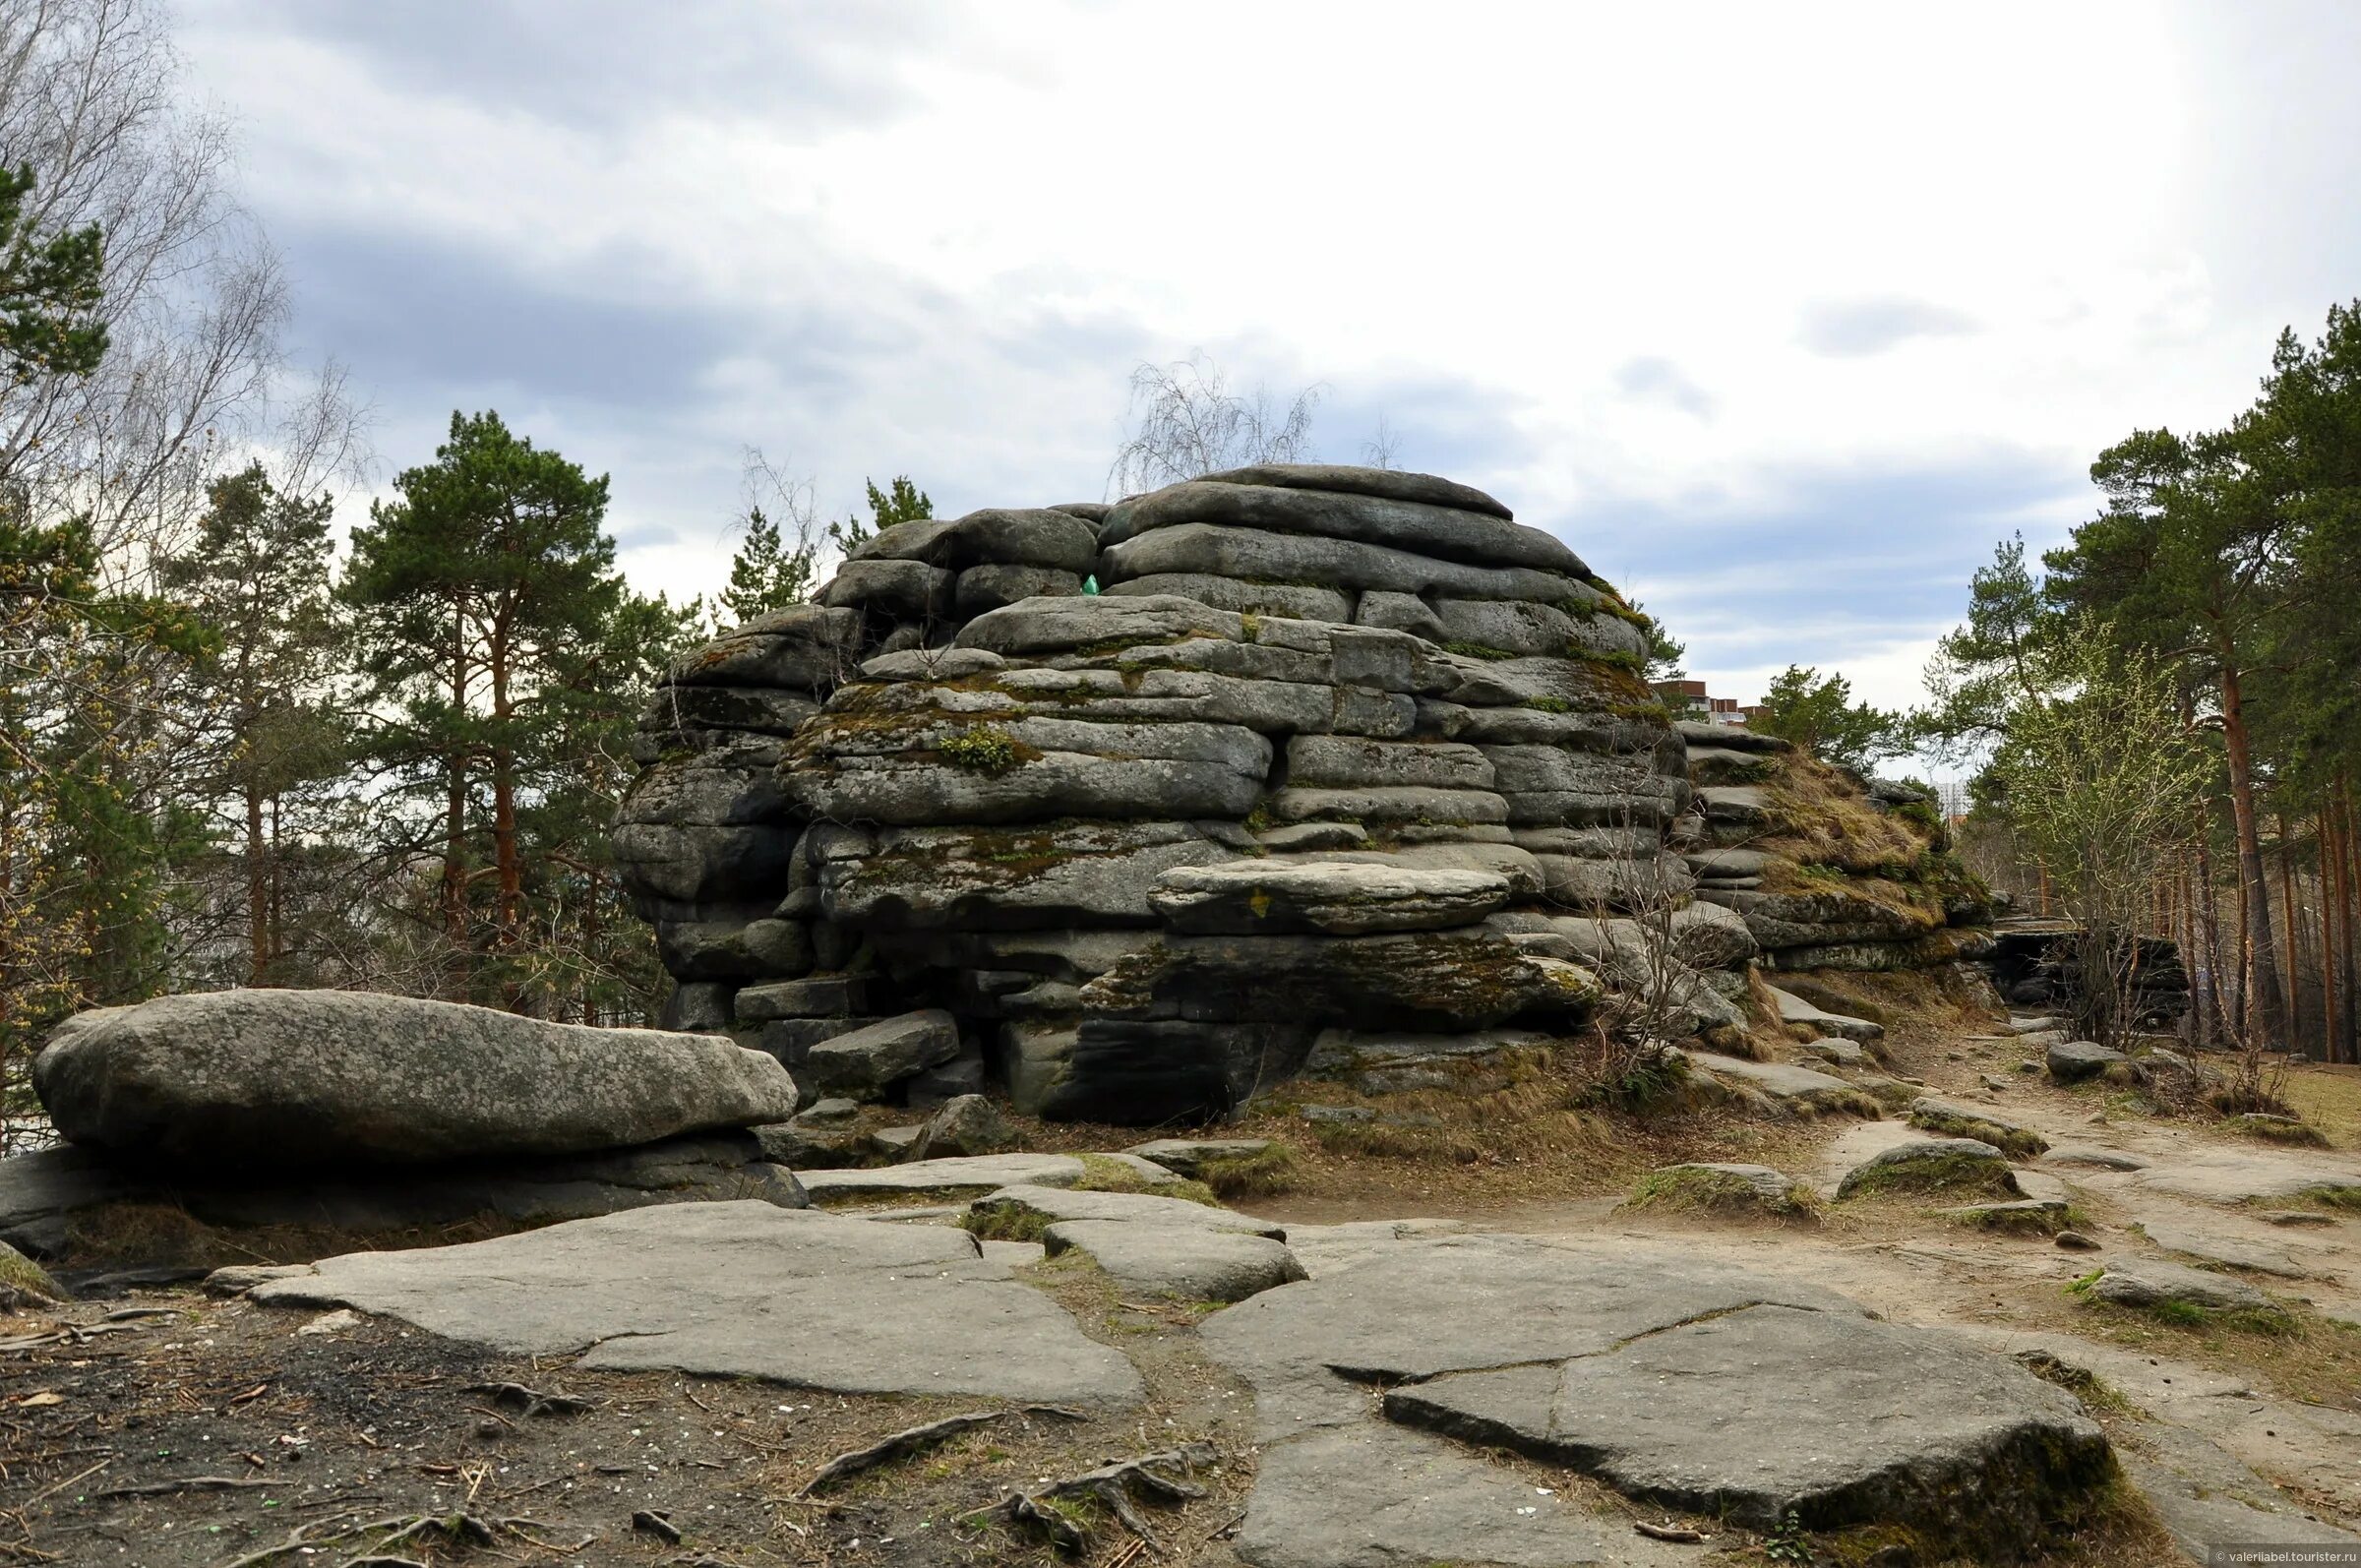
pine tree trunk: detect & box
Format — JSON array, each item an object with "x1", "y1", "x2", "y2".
[
  {"x1": 2320, "y1": 809, "x2": 2341, "y2": 1065},
  {"x1": 2339, "y1": 778, "x2": 2361, "y2": 1064},
  {"x1": 2218, "y1": 664, "x2": 2285, "y2": 1043},
  {"x1": 2279, "y1": 812, "x2": 2304, "y2": 1054},
  {"x1": 442, "y1": 610, "x2": 470, "y2": 983},
  {"x1": 489, "y1": 620, "x2": 522, "y2": 958},
  {"x1": 245, "y1": 778, "x2": 268, "y2": 987},
  {"x1": 2196, "y1": 822, "x2": 2229, "y2": 1046}
]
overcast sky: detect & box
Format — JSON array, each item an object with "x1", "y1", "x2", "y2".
[{"x1": 178, "y1": 1, "x2": 2361, "y2": 712}]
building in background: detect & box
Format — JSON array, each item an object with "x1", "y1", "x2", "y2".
[{"x1": 1653, "y1": 680, "x2": 1750, "y2": 725}]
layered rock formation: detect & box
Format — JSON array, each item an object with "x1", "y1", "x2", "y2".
[
  {"x1": 618, "y1": 465, "x2": 1976, "y2": 1122},
  {"x1": 1677, "y1": 721, "x2": 1990, "y2": 973}
]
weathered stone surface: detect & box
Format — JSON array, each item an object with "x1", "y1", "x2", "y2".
[
  {"x1": 1628, "y1": 1163, "x2": 1800, "y2": 1213},
  {"x1": 2086, "y1": 1258, "x2": 2282, "y2": 1315},
  {"x1": 1044, "y1": 1220, "x2": 1305, "y2": 1302},
  {"x1": 2131, "y1": 1217, "x2": 2312, "y2": 1279},
  {"x1": 955, "y1": 592, "x2": 1242, "y2": 657},
  {"x1": 1081, "y1": 929, "x2": 1599, "y2": 1036},
  {"x1": 2116, "y1": 1416, "x2": 2361, "y2": 1561},
  {"x1": 1104, "y1": 522, "x2": 1582, "y2": 604},
  {"x1": 799, "y1": 1010, "x2": 962, "y2": 1100},
  {"x1": 817, "y1": 820, "x2": 1242, "y2": 932},
  {"x1": 969, "y1": 1183, "x2": 1285, "y2": 1238},
  {"x1": 1765, "y1": 985, "x2": 1885, "y2": 1042},
  {"x1": 1121, "y1": 1137, "x2": 1275, "y2": 1178},
  {"x1": 1235, "y1": 1421, "x2": 1623, "y2": 1568},
  {"x1": 787, "y1": 716, "x2": 1270, "y2": 826},
  {"x1": 1909, "y1": 1097, "x2": 2051, "y2": 1157},
  {"x1": 1382, "y1": 1304, "x2": 2109, "y2": 1549},
  {"x1": 1102, "y1": 477, "x2": 1571, "y2": 573},
  {"x1": 34, "y1": 991, "x2": 798, "y2": 1170},
  {"x1": 0, "y1": 1133, "x2": 809, "y2": 1259},
  {"x1": 1683, "y1": 1051, "x2": 1868, "y2": 1113},
  {"x1": 1795, "y1": 1036, "x2": 1871, "y2": 1067},
  {"x1": 735, "y1": 973, "x2": 871, "y2": 1022},
  {"x1": 252, "y1": 1201, "x2": 1142, "y2": 1407},
  {"x1": 1147, "y1": 862, "x2": 1508, "y2": 936},
  {"x1": 666, "y1": 604, "x2": 862, "y2": 690},
  {"x1": 1200, "y1": 1233, "x2": 1868, "y2": 1440},
  {"x1": 656, "y1": 917, "x2": 812, "y2": 982},
  {"x1": 817, "y1": 557, "x2": 954, "y2": 619},
  {"x1": 1103, "y1": 573, "x2": 1354, "y2": 622},
  {"x1": 2048, "y1": 1039, "x2": 2131, "y2": 1083},
  {"x1": 1676, "y1": 721, "x2": 1789, "y2": 754},
  {"x1": 907, "y1": 1094, "x2": 1012, "y2": 1161},
  {"x1": 2123, "y1": 1151, "x2": 2361, "y2": 1206},
  {"x1": 794, "y1": 1153, "x2": 1127, "y2": 1201},
  {"x1": 1836, "y1": 1137, "x2": 2019, "y2": 1199},
  {"x1": 952, "y1": 563, "x2": 1079, "y2": 616},
  {"x1": 1194, "y1": 462, "x2": 1517, "y2": 522},
  {"x1": 852, "y1": 507, "x2": 1098, "y2": 573}
]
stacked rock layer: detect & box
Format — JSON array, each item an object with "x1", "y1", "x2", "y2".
[{"x1": 616, "y1": 465, "x2": 1968, "y2": 1122}]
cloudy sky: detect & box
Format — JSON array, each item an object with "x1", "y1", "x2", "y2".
[{"x1": 178, "y1": 1, "x2": 2361, "y2": 711}]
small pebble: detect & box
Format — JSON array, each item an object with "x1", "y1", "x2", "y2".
[{"x1": 2055, "y1": 1231, "x2": 2099, "y2": 1251}]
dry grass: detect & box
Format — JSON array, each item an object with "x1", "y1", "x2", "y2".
[
  {"x1": 1758, "y1": 754, "x2": 1928, "y2": 874},
  {"x1": 2276, "y1": 1060, "x2": 2361, "y2": 1150}
]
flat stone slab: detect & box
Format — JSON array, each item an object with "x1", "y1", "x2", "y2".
[
  {"x1": 795, "y1": 1152, "x2": 1175, "y2": 1201},
  {"x1": 1908, "y1": 1096, "x2": 2050, "y2": 1156},
  {"x1": 2136, "y1": 1216, "x2": 2314, "y2": 1279},
  {"x1": 1121, "y1": 1137, "x2": 1273, "y2": 1177},
  {"x1": 1764, "y1": 985, "x2": 1884, "y2": 1043},
  {"x1": 1683, "y1": 1051, "x2": 1864, "y2": 1110},
  {"x1": 2048, "y1": 1039, "x2": 2130, "y2": 1083},
  {"x1": 1384, "y1": 1304, "x2": 2108, "y2": 1550},
  {"x1": 2042, "y1": 1145, "x2": 2151, "y2": 1173},
  {"x1": 1794, "y1": 1035, "x2": 1870, "y2": 1067},
  {"x1": 1045, "y1": 1221, "x2": 1305, "y2": 1302},
  {"x1": 1147, "y1": 860, "x2": 1509, "y2": 935},
  {"x1": 1237, "y1": 1421, "x2": 1625, "y2": 1567},
  {"x1": 252, "y1": 1201, "x2": 1141, "y2": 1407},
  {"x1": 2125, "y1": 1152, "x2": 2361, "y2": 1207},
  {"x1": 971, "y1": 1183, "x2": 1284, "y2": 1237},
  {"x1": 2087, "y1": 1258, "x2": 2281, "y2": 1315},
  {"x1": 1202, "y1": 1234, "x2": 2109, "y2": 1557},
  {"x1": 1201, "y1": 1233, "x2": 1870, "y2": 1441},
  {"x1": 2117, "y1": 1417, "x2": 2361, "y2": 1561}
]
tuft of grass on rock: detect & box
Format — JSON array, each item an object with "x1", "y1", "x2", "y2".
[
  {"x1": 938, "y1": 725, "x2": 1027, "y2": 774},
  {"x1": 1196, "y1": 1144, "x2": 1297, "y2": 1199}
]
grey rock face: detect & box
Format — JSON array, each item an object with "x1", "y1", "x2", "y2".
[
  {"x1": 252, "y1": 1201, "x2": 1142, "y2": 1407},
  {"x1": 1382, "y1": 1303, "x2": 2109, "y2": 1550},
  {"x1": 1044, "y1": 1221, "x2": 1305, "y2": 1302},
  {"x1": 799, "y1": 1010, "x2": 962, "y2": 1101},
  {"x1": 34, "y1": 991, "x2": 798, "y2": 1169},
  {"x1": 907, "y1": 1094, "x2": 1012, "y2": 1160},
  {"x1": 968, "y1": 1182, "x2": 1285, "y2": 1237},
  {"x1": 1121, "y1": 1137, "x2": 1275, "y2": 1178},
  {"x1": 2086, "y1": 1258, "x2": 2282, "y2": 1315},
  {"x1": 614, "y1": 462, "x2": 1919, "y2": 1124},
  {"x1": 0, "y1": 1132, "x2": 808, "y2": 1259},
  {"x1": 1146, "y1": 862, "x2": 1509, "y2": 935},
  {"x1": 2049, "y1": 1038, "x2": 2131, "y2": 1083},
  {"x1": 1836, "y1": 1137, "x2": 2019, "y2": 1199}
]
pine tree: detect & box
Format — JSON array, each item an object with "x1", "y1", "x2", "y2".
[
  {"x1": 827, "y1": 475, "x2": 931, "y2": 557},
  {"x1": 719, "y1": 505, "x2": 818, "y2": 625},
  {"x1": 342, "y1": 411, "x2": 622, "y2": 995},
  {"x1": 159, "y1": 464, "x2": 342, "y2": 985}
]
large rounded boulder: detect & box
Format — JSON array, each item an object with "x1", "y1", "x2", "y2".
[{"x1": 34, "y1": 990, "x2": 800, "y2": 1169}]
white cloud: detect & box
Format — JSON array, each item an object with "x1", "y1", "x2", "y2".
[{"x1": 175, "y1": 0, "x2": 2361, "y2": 711}]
